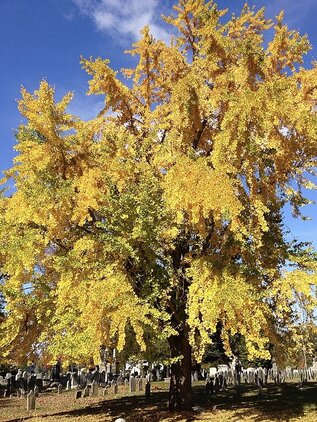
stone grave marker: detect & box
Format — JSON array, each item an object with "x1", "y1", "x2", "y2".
[
  {"x1": 70, "y1": 373, "x2": 78, "y2": 389},
  {"x1": 91, "y1": 381, "x2": 98, "y2": 397},
  {"x1": 66, "y1": 380, "x2": 71, "y2": 390},
  {"x1": 75, "y1": 390, "x2": 82, "y2": 400},
  {"x1": 83, "y1": 386, "x2": 89, "y2": 397},
  {"x1": 57, "y1": 384, "x2": 63, "y2": 394},
  {"x1": 103, "y1": 386, "x2": 108, "y2": 396},
  {"x1": 138, "y1": 378, "x2": 143, "y2": 391},
  {"x1": 86, "y1": 371, "x2": 93, "y2": 384},
  {"x1": 129, "y1": 376, "x2": 136, "y2": 393},
  {"x1": 34, "y1": 386, "x2": 39, "y2": 397},
  {"x1": 26, "y1": 391, "x2": 36, "y2": 410},
  {"x1": 209, "y1": 367, "x2": 217, "y2": 378},
  {"x1": 145, "y1": 381, "x2": 151, "y2": 399},
  {"x1": 113, "y1": 382, "x2": 118, "y2": 394}
]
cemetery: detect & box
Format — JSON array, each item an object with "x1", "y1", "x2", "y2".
[
  {"x1": 1, "y1": 358, "x2": 317, "y2": 421},
  {"x1": 1, "y1": 0, "x2": 317, "y2": 421}
]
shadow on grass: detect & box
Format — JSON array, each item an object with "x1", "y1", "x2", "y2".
[
  {"x1": 194, "y1": 382, "x2": 317, "y2": 421},
  {"x1": 3, "y1": 382, "x2": 317, "y2": 422}
]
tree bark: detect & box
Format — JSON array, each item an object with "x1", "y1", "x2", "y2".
[{"x1": 168, "y1": 328, "x2": 192, "y2": 411}]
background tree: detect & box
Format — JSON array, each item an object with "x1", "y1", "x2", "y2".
[{"x1": 1, "y1": 0, "x2": 317, "y2": 410}]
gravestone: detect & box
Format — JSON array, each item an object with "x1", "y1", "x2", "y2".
[
  {"x1": 138, "y1": 378, "x2": 143, "y2": 391},
  {"x1": 86, "y1": 371, "x2": 94, "y2": 384},
  {"x1": 70, "y1": 373, "x2": 78, "y2": 389},
  {"x1": 34, "y1": 386, "x2": 39, "y2": 397},
  {"x1": 27, "y1": 375, "x2": 36, "y2": 392},
  {"x1": 66, "y1": 380, "x2": 71, "y2": 390},
  {"x1": 209, "y1": 367, "x2": 217, "y2": 378},
  {"x1": 124, "y1": 378, "x2": 128, "y2": 387},
  {"x1": 129, "y1": 377, "x2": 136, "y2": 393},
  {"x1": 58, "y1": 384, "x2": 63, "y2": 394},
  {"x1": 113, "y1": 382, "x2": 118, "y2": 394},
  {"x1": 83, "y1": 386, "x2": 89, "y2": 397},
  {"x1": 79, "y1": 371, "x2": 87, "y2": 387},
  {"x1": 91, "y1": 381, "x2": 98, "y2": 397},
  {"x1": 26, "y1": 391, "x2": 36, "y2": 410},
  {"x1": 75, "y1": 390, "x2": 82, "y2": 400},
  {"x1": 145, "y1": 381, "x2": 151, "y2": 399},
  {"x1": 103, "y1": 387, "x2": 108, "y2": 396},
  {"x1": 93, "y1": 370, "x2": 100, "y2": 383}
]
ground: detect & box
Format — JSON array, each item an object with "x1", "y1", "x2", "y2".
[{"x1": 0, "y1": 380, "x2": 317, "y2": 422}]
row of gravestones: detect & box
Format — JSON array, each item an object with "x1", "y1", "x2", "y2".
[
  {"x1": 206, "y1": 365, "x2": 317, "y2": 390},
  {"x1": 20, "y1": 379, "x2": 151, "y2": 412},
  {"x1": 74, "y1": 379, "x2": 151, "y2": 399},
  {"x1": 68, "y1": 370, "x2": 127, "y2": 389}
]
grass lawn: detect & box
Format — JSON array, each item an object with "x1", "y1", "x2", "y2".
[{"x1": 0, "y1": 380, "x2": 317, "y2": 421}]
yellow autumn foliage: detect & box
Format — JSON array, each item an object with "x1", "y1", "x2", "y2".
[{"x1": 0, "y1": 1, "x2": 317, "y2": 377}]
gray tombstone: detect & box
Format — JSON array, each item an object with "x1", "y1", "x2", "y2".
[
  {"x1": 124, "y1": 378, "x2": 128, "y2": 387},
  {"x1": 145, "y1": 381, "x2": 151, "y2": 399},
  {"x1": 91, "y1": 381, "x2": 98, "y2": 397},
  {"x1": 26, "y1": 391, "x2": 36, "y2": 411},
  {"x1": 129, "y1": 376, "x2": 136, "y2": 393},
  {"x1": 93, "y1": 370, "x2": 100, "y2": 383},
  {"x1": 57, "y1": 384, "x2": 63, "y2": 394},
  {"x1": 113, "y1": 382, "x2": 118, "y2": 394},
  {"x1": 34, "y1": 386, "x2": 39, "y2": 397},
  {"x1": 75, "y1": 390, "x2": 82, "y2": 400},
  {"x1": 103, "y1": 386, "x2": 108, "y2": 396},
  {"x1": 66, "y1": 380, "x2": 71, "y2": 390},
  {"x1": 79, "y1": 371, "x2": 87, "y2": 387},
  {"x1": 138, "y1": 378, "x2": 143, "y2": 391},
  {"x1": 83, "y1": 386, "x2": 89, "y2": 398},
  {"x1": 86, "y1": 371, "x2": 94, "y2": 384}
]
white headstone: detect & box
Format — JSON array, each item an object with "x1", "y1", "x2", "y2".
[{"x1": 209, "y1": 367, "x2": 217, "y2": 378}]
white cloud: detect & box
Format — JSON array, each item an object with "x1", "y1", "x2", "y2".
[
  {"x1": 68, "y1": 95, "x2": 105, "y2": 121},
  {"x1": 72, "y1": 0, "x2": 171, "y2": 43}
]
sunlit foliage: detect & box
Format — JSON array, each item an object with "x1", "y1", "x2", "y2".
[{"x1": 0, "y1": 1, "x2": 317, "y2": 373}]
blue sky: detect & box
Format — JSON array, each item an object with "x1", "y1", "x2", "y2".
[{"x1": 0, "y1": 0, "x2": 317, "y2": 248}]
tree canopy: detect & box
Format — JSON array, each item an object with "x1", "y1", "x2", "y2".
[{"x1": 1, "y1": 0, "x2": 317, "y2": 409}]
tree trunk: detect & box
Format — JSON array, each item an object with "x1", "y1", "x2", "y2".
[{"x1": 168, "y1": 328, "x2": 192, "y2": 411}]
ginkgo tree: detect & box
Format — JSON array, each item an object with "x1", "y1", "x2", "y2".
[{"x1": 1, "y1": 0, "x2": 317, "y2": 410}]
